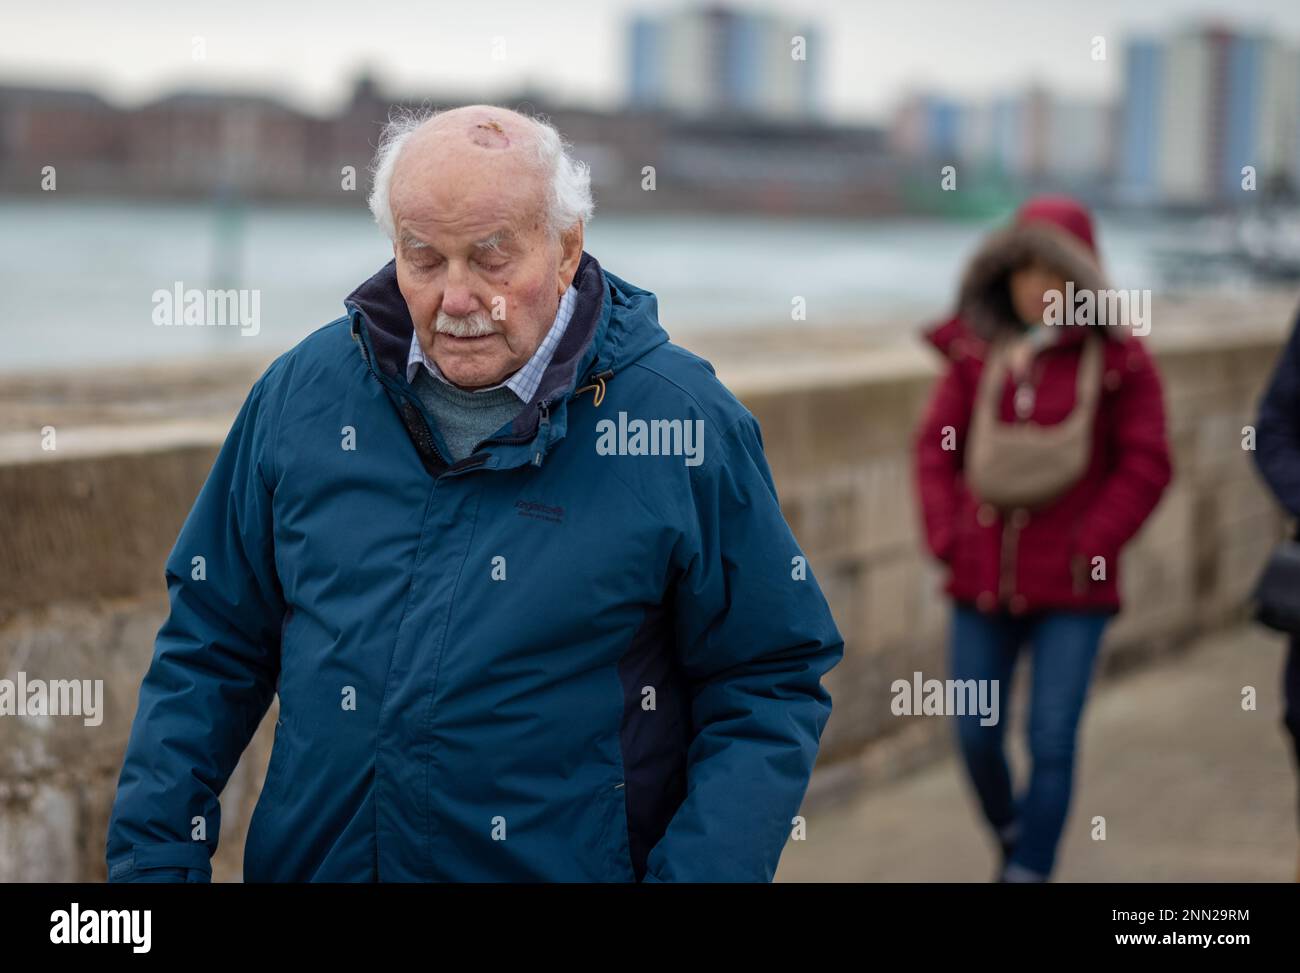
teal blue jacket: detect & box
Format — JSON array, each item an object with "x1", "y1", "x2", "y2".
[{"x1": 106, "y1": 251, "x2": 843, "y2": 882}]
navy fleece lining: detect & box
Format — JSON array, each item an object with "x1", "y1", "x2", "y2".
[{"x1": 343, "y1": 250, "x2": 609, "y2": 441}]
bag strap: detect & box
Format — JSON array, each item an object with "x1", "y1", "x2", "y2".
[
  {"x1": 1073, "y1": 334, "x2": 1103, "y2": 416},
  {"x1": 975, "y1": 331, "x2": 1104, "y2": 426},
  {"x1": 974, "y1": 337, "x2": 1011, "y2": 421}
]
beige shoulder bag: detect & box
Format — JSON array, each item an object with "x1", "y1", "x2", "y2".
[{"x1": 965, "y1": 335, "x2": 1103, "y2": 509}]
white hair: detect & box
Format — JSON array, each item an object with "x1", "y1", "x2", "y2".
[{"x1": 367, "y1": 105, "x2": 594, "y2": 242}]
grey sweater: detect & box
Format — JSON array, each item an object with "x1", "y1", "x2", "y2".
[{"x1": 411, "y1": 367, "x2": 524, "y2": 462}]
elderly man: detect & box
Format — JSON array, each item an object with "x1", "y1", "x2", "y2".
[{"x1": 106, "y1": 105, "x2": 843, "y2": 883}]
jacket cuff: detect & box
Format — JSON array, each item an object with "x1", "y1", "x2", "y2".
[
  {"x1": 118, "y1": 867, "x2": 192, "y2": 883},
  {"x1": 108, "y1": 842, "x2": 213, "y2": 883}
]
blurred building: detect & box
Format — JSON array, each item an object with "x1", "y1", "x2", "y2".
[
  {"x1": 124, "y1": 91, "x2": 328, "y2": 196},
  {"x1": 890, "y1": 88, "x2": 1112, "y2": 189},
  {"x1": 892, "y1": 21, "x2": 1300, "y2": 210},
  {"x1": 1118, "y1": 24, "x2": 1300, "y2": 206},
  {"x1": 628, "y1": 4, "x2": 818, "y2": 122},
  {"x1": 0, "y1": 84, "x2": 127, "y2": 193},
  {"x1": 0, "y1": 72, "x2": 902, "y2": 217},
  {"x1": 0, "y1": 82, "x2": 341, "y2": 200}
]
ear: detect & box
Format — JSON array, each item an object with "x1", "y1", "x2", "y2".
[{"x1": 556, "y1": 222, "x2": 584, "y2": 295}]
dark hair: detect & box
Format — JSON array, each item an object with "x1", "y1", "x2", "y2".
[{"x1": 958, "y1": 224, "x2": 1106, "y2": 340}]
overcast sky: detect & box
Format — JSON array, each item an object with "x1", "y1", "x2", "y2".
[{"x1": 3, "y1": 0, "x2": 1299, "y2": 123}]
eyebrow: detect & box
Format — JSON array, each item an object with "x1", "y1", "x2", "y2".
[
  {"x1": 398, "y1": 233, "x2": 431, "y2": 252},
  {"x1": 397, "y1": 230, "x2": 513, "y2": 254},
  {"x1": 475, "y1": 230, "x2": 513, "y2": 253}
]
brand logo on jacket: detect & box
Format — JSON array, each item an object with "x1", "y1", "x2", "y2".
[{"x1": 515, "y1": 499, "x2": 564, "y2": 524}]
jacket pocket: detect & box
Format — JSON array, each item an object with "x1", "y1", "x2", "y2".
[
  {"x1": 261, "y1": 711, "x2": 291, "y2": 800},
  {"x1": 244, "y1": 712, "x2": 292, "y2": 877},
  {"x1": 595, "y1": 779, "x2": 636, "y2": 883},
  {"x1": 951, "y1": 489, "x2": 984, "y2": 569}
]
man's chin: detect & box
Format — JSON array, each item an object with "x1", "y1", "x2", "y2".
[{"x1": 435, "y1": 362, "x2": 511, "y2": 391}]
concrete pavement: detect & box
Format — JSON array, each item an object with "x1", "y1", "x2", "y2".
[{"x1": 778, "y1": 625, "x2": 1298, "y2": 882}]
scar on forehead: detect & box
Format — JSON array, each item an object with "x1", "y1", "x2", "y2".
[{"x1": 469, "y1": 119, "x2": 511, "y2": 148}]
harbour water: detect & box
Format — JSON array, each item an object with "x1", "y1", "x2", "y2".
[{"x1": 0, "y1": 197, "x2": 1262, "y2": 374}]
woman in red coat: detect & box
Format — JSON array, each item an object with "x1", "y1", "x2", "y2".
[{"x1": 913, "y1": 195, "x2": 1173, "y2": 881}]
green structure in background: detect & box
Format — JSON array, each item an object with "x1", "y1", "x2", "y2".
[{"x1": 900, "y1": 162, "x2": 1022, "y2": 220}]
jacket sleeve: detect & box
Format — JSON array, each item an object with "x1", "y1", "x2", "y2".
[
  {"x1": 1254, "y1": 310, "x2": 1300, "y2": 519},
  {"x1": 914, "y1": 361, "x2": 971, "y2": 564},
  {"x1": 1071, "y1": 338, "x2": 1173, "y2": 566},
  {"x1": 106, "y1": 360, "x2": 288, "y2": 883},
  {"x1": 644, "y1": 412, "x2": 844, "y2": 883}
]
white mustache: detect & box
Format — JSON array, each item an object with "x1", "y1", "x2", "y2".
[{"x1": 435, "y1": 309, "x2": 498, "y2": 338}]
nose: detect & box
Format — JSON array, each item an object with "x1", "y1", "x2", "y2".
[{"x1": 441, "y1": 263, "x2": 477, "y2": 318}]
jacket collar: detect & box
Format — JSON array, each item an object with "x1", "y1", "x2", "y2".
[{"x1": 344, "y1": 250, "x2": 612, "y2": 471}]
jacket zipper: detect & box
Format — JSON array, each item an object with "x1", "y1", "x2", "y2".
[
  {"x1": 353, "y1": 315, "x2": 601, "y2": 474},
  {"x1": 469, "y1": 367, "x2": 607, "y2": 459},
  {"x1": 352, "y1": 315, "x2": 451, "y2": 472},
  {"x1": 533, "y1": 400, "x2": 551, "y2": 466}
]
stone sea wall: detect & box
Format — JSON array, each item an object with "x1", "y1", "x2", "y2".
[{"x1": 0, "y1": 321, "x2": 1290, "y2": 880}]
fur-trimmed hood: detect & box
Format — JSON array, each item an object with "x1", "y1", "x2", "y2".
[{"x1": 952, "y1": 195, "x2": 1116, "y2": 344}]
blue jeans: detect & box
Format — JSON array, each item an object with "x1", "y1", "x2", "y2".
[{"x1": 948, "y1": 603, "x2": 1110, "y2": 878}]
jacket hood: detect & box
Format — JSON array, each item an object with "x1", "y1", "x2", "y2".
[
  {"x1": 956, "y1": 194, "x2": 1114, "y2": 344},
  {"x1": 922, "y1": 312, "x2": 983, "y2": 360}
]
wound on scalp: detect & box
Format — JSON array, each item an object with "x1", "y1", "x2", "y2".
[{"x1": 470, "y1": 119, "x2": 510, "y2": 148}]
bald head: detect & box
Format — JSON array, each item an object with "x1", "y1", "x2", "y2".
[
  {"x1": 368, "y1": 104, "x2": 593, "y2": 243},
  {"x1": 408, "y1": 105, "x2": 528, "y2": 151},
  {"x1": 464, "y1": 114, "x2": 512, "y2": 149},
  {"x1": 387, "y1": 107, "x2": 550, "y2": 249},
  {"x1": 397, "y1": 106, "x2": 535, "y2": 176}
]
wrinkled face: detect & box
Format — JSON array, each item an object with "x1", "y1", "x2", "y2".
[
  {"x1": 390, "y1": 117, "x2": 582, "y2": 390},
  {"x1": 1009, "y1": 259, "x2": 1068, "y2": 327}
]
